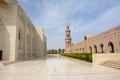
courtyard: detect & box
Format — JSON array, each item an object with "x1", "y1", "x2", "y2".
[{"x1": 0, "y1": 54, "x2": 120, "y2": 80}]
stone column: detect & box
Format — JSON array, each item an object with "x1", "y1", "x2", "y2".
[
  {"x1": 24, "y1": 21, "x2": 27, "y2": 60},
  {"x1": 106, "y1": 45, "x2": 110, "y2": 53},
  {"x1": 9, "y1": 26, "x2": 17, "y2": 61},
  {"x1": 23, "y1": 22, "x2": 26, "y2": 59}
]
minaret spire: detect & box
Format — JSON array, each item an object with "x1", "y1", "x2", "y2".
[{"x1": 65, "y1": 25, "x2": 71, "y2": 53}]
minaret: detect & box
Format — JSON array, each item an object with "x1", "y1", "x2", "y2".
[{"x1": 65, "y1": 25, "x2": 71, "y2": 53}]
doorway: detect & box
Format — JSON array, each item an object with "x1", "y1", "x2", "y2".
[{"x1": 0, "y1": 50, "x2": 2, "y2": 60}]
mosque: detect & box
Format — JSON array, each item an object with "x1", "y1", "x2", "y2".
[
  {"x1": 0, "y1": 0, "x2": 47, "y2": 61},
  {"x1": 65, "y1": 25, "x2": 120, "y2": 64}
]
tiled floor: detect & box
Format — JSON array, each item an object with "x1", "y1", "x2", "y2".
[{"x1": 0, "y1": 54, "x2": 120, "y2": 80}]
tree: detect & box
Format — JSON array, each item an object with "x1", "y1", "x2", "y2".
[
  {"x1": 62, "y1": 49, "x2": 65, "y2": 53},
  {"x1": 49, "y1": 50, "x2": 51, "y2": 54},
  {"x1": 55, "y1": 49, "x2": 57, "y2": 53},
  {"x1": 51, "y1": 49, "x2": 54, "y2": 54},
  {"x1": 58, "y1": 49, "x2": 61, "y2": 53}
]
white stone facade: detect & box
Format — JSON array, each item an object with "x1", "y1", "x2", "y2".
[{"x1": 0, "y1": 0, "x2": 47, "y2": 61}]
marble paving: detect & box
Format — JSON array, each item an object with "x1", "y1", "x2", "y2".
[{"x1": 0, "y1": 54, "x2": 120, "y2": 80}]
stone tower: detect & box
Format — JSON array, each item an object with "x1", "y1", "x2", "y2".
[{"x1": 65, "y1": 25, "x2": 71, "y2": 53}]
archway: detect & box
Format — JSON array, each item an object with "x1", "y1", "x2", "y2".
[
  {"x1": 0, "y1": 17, "x2": 3, "y2": 60},
  {"x1": 94, "y1": 45, "x2": 97, "y2": 53},
  {"x1": 89, "y1": 46, "x2": 92, "y2": 53},
  {"x1": 18, "y1": 28, "x2": 22, "y2": 49},
  {"x1": 100, "y1": 43, "x2": 104, "y2": 53},
  {"x1": 0, "y1": 50, "x2": 2, "y2": 60},
  {"x1": 108, "y1": 41, "x2": 114, "y2": 53}
]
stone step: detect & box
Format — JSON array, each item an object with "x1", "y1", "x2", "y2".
[
  {"x1": 2, "y1": 61, "x2": 17, "y2": 66},
  {"x1": 102, "y1": 61, "x2": 120, "y2": 66},
  {"x1": 0, "y1": 60, "x2": 22, "y2": 66},
  {"x1": 101, "y1": 60, "x2": 120, "y2": 69},
  {"x1": 102, "y1": 63, "x2": 120, "y2": 69}
]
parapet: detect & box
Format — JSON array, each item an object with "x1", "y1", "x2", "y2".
[{"x1": 84, "y1": 35, "x2": 94, "y2": 40}]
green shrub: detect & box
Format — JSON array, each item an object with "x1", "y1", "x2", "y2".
[{"x1": 60, "y1": 53, "x2": 92, "y2": 62}]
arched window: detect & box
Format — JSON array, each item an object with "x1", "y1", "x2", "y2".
[
  {"x1": 18, "y1": 28, "x2": 22, "y2": 49},
  {"x1": 108, "y1": 41, "x2": 114, "y2": 53},
  {"x1": 83, "y1": 48, "x2": 84, "y2": 53},
  {"x1": 18, "y1": 31, "x2": 21, "y2": 39},
  {"x1": 18, "y1": 28, "x2": 22, "y2": 40},
  {"x1": 80, "y1": 48, "x2": 81, "y2": 53},
  {"x1": 94, "y1": 45, "x2": 97, "y2": 53},
  {"x1": 100, "y1": 43, "x2": 104, "y2": 53},
  {"x1": 0, "y1": 17, "x2": 3, "y2": 60},
  {"x1": 89, "y1": 46, "x2": 92, "y2": 53},
  {"x1": 84, "y1": 36, "x2": 87, "y2": 40}
]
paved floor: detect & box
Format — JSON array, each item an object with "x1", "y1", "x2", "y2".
[{"x1": 0, "y1": 54, "x2": 120, "y2": 80}]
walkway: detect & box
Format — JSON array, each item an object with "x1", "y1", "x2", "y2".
[{"x1": 0, "y1": 54, "x2": 120, "y2": 80}]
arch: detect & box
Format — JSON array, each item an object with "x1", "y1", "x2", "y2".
[
  {"x1": 0, "y1": 50, "x2": 2, "y2": 60},
  {"x1": 84, "y1": 36, "x2": 87, "y2": 40},
  {"x1": 100, "y1": 43, "x2": 104, "y2": 53},
  {"x1": 108, "y1": 41, "x2": 114, "y2": 53},
  {"x1": 82, "y1": 48, "x2": 84, "y2": 53},
  {"x1": 18, "y1": 27, "x2": 22, "y2": 49},
  {"x1": 0, "y1": 16, "x2": 4, "y2": 60},
  {"x1": 94, "y1": 45, "x2": 97, "y2": 53},
  {"x1": 80, "y1": 48, "x2": 81, "y2": 53},
  {"x1": 18, "y1": 30, "x2": 21, "y2": 40},
  {"x1": 89, "y1": 46, "x2": 92, "y2": 53}
]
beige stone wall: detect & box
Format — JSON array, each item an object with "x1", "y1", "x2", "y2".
[
  {"x1": 15, "y1": 3, "x2": 34, "y2": 60},
  {"x1": 92, "y1": 53, "x2": 120, "y2": 64},
  {"x1": 66, "y1": 25, "x2": 120, "y2": 54},
  {"x1": 35, "y1": 28, "x2": 47, "y2": 57},
  {"x1": 0, "y1": 0, "x2": 47, "y2": 61},
  {"x1": 16, "y1": 4, "x2": 47, "y2": 59},
  {"x1": 0, "y1": 1, "x2": 18, "y2": 60}
]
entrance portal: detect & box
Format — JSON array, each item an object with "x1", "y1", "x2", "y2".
[{"x1": 0, "y1": 50, "x2": 2, "y2": 60}]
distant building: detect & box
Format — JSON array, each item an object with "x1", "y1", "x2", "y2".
[
  {"x1": 65, "y1": 25, "x2": 120, "y2": 54},
  {"x1": 0, "y1": 0, "x2": 47, "y2": 61}
]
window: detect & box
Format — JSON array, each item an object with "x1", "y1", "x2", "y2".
[{"x1": 18, "y1": 31, "x2": 21, "y2": 39}]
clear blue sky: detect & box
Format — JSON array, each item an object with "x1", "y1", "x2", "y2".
[{"x1": 18, "y1": 0, "x2": 120, "y2": 49}]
